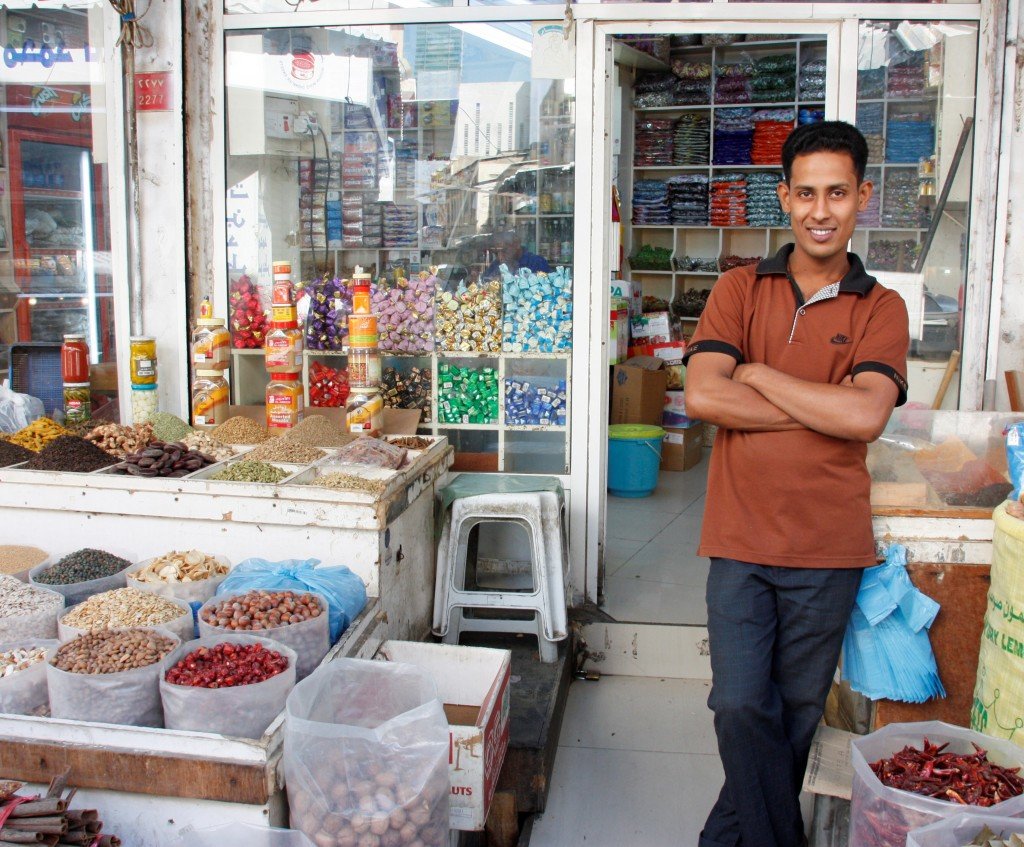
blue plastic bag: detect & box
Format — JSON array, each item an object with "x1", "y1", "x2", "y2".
[
  {"x1": 1006, "y1": 422, "x2": 1024, "y2": 501},
  {"x1": 842, "y1": 545, "x2": 946, "y2": 703},
  {"x1": 216, "y1": 559, "x2": 368, "y2": 642}
]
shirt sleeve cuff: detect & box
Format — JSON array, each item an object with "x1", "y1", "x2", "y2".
[
  {"x1": 852, "y1": 361, "x2": 908, "y2": 407},
  {"x1": 682, "y1": 340, "x2": 744, "y2": 365}
]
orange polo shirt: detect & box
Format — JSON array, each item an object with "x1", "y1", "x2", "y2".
[{"x1": 682, "y1": 244, "x2": 909, "y2": 569}]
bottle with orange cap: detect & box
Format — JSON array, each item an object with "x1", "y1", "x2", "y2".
[{"x1": 264, "y1": 262, "x2": 304, "y2": 374}]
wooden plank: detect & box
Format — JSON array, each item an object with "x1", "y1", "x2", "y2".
[
  {"x1": 873, "y1": 561, "x2": 990, "y2": 730},
  {"x1": 871, "y1": 506, "x2": 995, "y2": 520},
  {"x1": 484, "y1": 791, "x2": 519, "y2": 847},
  {"x1": 0, "y1": 743, "x2": 271, "y2": 805}
]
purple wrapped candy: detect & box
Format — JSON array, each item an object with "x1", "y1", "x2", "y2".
[
  {"x1": 304, "y1": 277, "x2": 352, "y2": 351},
  {"x1": 371, "y1": 271, "x2": 436, "y2": 354}
]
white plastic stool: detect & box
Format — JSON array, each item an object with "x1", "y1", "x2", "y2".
[{"x1": 433, "y1": 490, "x2": 568, "y2": 662}]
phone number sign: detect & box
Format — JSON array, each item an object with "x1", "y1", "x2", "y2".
[{"x1": 135, "y1": 71, "x2": 172, "y2": 112}]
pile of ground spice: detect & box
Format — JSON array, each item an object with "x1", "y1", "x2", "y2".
[
  {"x1": 212, "y1": 416, "x2": 269, "y2": 444},
  {"x1": 286, "y1": 415, "x2": 354, "y2": 448},
  {"x1": 23, "y1": 435, "x2": 117, "y2": 473}
]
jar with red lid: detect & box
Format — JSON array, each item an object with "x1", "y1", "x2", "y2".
[{"x1": 61, "y1": 335, "x2": 89, "y2": 383}]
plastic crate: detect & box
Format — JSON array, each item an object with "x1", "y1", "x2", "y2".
[{"x1": 7, "y1": 343, "x2": 63, "y2": 416}]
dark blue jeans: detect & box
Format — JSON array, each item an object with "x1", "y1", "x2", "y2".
[{"x1": 700, "y1": 558, "x2": 863, "y2": 847}]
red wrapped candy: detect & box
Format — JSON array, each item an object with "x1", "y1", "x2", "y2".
[
  {"x1": 308, "y1": 361, "x2": 350, "y2": 408},
  {"x1": 229, "y1": 274, "x2": 270, "y2": 349}
]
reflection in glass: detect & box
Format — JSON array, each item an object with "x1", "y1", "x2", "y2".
[{"x1": 225, "y1": 24, "x2": 576, "y2": 472}]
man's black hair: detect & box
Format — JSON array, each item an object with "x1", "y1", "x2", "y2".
[{"x1": 781, "y1": 121, "x2": 869, "y2": 184}]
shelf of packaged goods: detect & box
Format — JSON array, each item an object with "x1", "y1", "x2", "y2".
[
  {"x1": 613, "y1": 42, "x2": 671, "y2": 72},
  {"x1": 431, "y1": 422, "x2": 501, "y2": 431},
  {"x1": 670, "y1": 38, "x2": 826, "y2": 54},
  {"x1": 22, "y1": 190, "x2": 83, "y2": 201},
  {"x1": 634, "y1": 101, "x2": 824, "y2": 113},
  {"x1": 633, "y1": 164, "x2": 785, "y2": 171}
]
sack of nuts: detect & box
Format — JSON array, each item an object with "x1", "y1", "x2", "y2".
[{"x1": 284, "y1": 659, "x2": 451, "y2": 847}]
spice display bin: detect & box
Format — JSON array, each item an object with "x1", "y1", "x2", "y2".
[
  {"x1": 186, "y1": 459, "x2": 310, "y2": 485},
  {"x1": 0, "y1": 436, "x2": 453, "y2": 844}
]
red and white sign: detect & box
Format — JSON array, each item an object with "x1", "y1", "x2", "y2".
[{"x1": 135, "y1": 71, "x2": 172, "y2": 112}]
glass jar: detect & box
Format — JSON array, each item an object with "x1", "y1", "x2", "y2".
[
  {"x1": 264, "y1": 321, "x2": 303, "y2": 373},
  {"x1": 266, "y1": 373, "x2": 304, "y2": 432},
  {"x1": 131, "y1": 384, "x2": 158, "y2": 424},
  {"x1": 192, "y1": 297, "x2": 231, "y2": 370},
  {"x1": 130, "y1": 336, "x2": 158, "y2": 385},
  {"x1": 347, "y1": 346, "x2": 381, "y2": 389},
  {"x1": 346, "y1": 387, "x2": 384, "y2": 437},
  {"x1": 61, "y1": 335, "x2": 89, "y2": 383},
  {"x1": 63, "y1": 382, "x2": 91, "y2": 425},
  {"x1": 191, "y1": 370, "x2": 229, "y2": 429}
]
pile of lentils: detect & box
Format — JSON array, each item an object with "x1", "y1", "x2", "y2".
[
  {"x1": 212, "y1": 416, "x2": 269, "y2": 445},
  {"x1": 23, "y1": 435, "x2": 117, "y2": 473},
  {"x1": 53, "y1": 628, "x2": 177, "y2": 675},
  {"x1": 210, "y1": 460, "x2": 290, "y2": 484},
  {"x1": 0, "y1": 440, "x2": 34, "y2": 468},
  {"x1": 34, "y1": 548, "x2": 132, "y2": 586}
]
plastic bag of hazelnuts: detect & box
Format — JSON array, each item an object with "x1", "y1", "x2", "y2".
[{"x1": 284, "y1": 659, "x2": 451, "y2": 847}]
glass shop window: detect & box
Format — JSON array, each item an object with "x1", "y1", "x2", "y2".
[
  {"x1": 224, "y1": 24, "x2": 576, "y2": 474},
  {"x1": 0, "y1": 6, "x2": 119, "y2": 421},
  {"x1": 853, "y1": 20, "x2": 978, "y2": 409}
]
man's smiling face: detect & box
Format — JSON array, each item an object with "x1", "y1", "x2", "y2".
[{"x1": 777, "y1": 150, "x2": 872, "y2": 264}]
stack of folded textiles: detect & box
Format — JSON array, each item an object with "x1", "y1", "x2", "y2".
[
  {"x1": 634, "y1": 118, "x2": 675, "y2": 166},
  {"x1": 715, "y1": 62, "x2": 752, "y2": 105},
  {"x1": 710, "y1": 173, "x2": 749, "y2": 227},
  {"x1": 746, "y1": 172, "x2": 787, "y2": 227},
  {"x1": 670, "y1": 61, "x2": 713, "y2": 106},
  {"x1": 714, "y1": 108, "x2": 754, "y2": 165},
  {"x1": 632, "y1": 180, "x2": 671, "y2": 225},
  {"x1": 751, "y1": 108, "x2": 793, "y2": 165},
  {"x1": 885, "y1": 111, "x2": 934, "y2": 164},
  {"x1": 799, "y1": 58, "x2": 826, "y2": 102},
  {"x1": 857, "y1": 168, "x2": 882, "y2": 228},
  {"x1": 882, "y1": 169, "x2": 929, "y2": 228},
  {"x1": 752, "y1": 53, "x2": 797, "y2": 103},
  {"x1": 857, "y1": 102, "x2": 886, "y2": 164},
  {"x1": 673, "y1": 113, "x2": 711, "y2": 165},
  {"x1": 668, "y1": 174, "x2": 710, "y2": 226}
]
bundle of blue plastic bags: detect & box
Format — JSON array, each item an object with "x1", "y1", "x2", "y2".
[
  {"x1": 842, "y1": 544, "x2": 946, "y2": 703},
  {"x1": 217, "y1": 558, "x2": 367, "y2": 643}
]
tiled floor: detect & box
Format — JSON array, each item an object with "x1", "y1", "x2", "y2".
[
  {"x1": 530, "y1": 677, "x2": 722, "y2": 847},
  {"x1": 602, "y1": 456, "x2": 711, "y2": 626}
]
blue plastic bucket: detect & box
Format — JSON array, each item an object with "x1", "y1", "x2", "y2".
[{"x1": 607, "y1": 424, "x2": 665, "y2": 498}]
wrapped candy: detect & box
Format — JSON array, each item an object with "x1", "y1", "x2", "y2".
[
  {"x1": 434, "y1": 280, "x2": 502, "y2": 353},
  {"x1": 304, "y1": 277, "x2": 352, "y2": 352},
  {"x1": 229, "y1": 275, "x2": 269, "y2": 349},
  {"x1": 309, "y1": 362, "x2": 350, "y2": 408},
  {"x1": 372, "y1": 271, "x2": 436, "y2": 354},
  {"x1": 500, "y1": 266, "x2": 573, "y2": 354}
]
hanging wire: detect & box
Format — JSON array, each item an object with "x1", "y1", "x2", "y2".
[{"x1": 107, "y1": 0, "x2": 154, "y2": 49}]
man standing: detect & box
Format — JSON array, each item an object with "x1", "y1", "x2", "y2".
[
  {"x1": 483, "y1": 231, "x2": 552, "y2": 279},
  {"x1": 684, "y1": 122, "x2": 909, "y2": 847}
]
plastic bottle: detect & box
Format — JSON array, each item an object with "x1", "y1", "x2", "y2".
[
  {"x1": 264, "y1": 321, "x2": 303, "y2": 373},
  {"x1": 266, "y1": 373, "x2": 304, "y2": 432},
  {"x1": 191, "y1": 296, "x2": 231, "y2": 370},
  {"x1": 345, "y1": 387, "x2": 384, "y2": 436},
  {"x1": 191, "y1": 370, "x2": 229, "y2": 428}
]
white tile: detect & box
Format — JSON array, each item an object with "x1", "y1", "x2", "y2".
[
  {"x1": 615, "y1": 547, "x2": 710, "y2": 587},
  {"x1": 605, "y1": 505, "x2": 679, "y2": 542},
  {"x1": 580, "y1": 622, "x2": 711, "y2": 680},
  {"x1": 560, "y1": 676, "x2": 716, "y2": 755},
  {"x1": 603, "y1": 537, "x2": 647, "y2": 578},
  {"x1": 530, "y1": 746, "x2": 723, "y2": 847},
  {"x1": 603, "y1": 575, "x2": 708, "y2": 625}
]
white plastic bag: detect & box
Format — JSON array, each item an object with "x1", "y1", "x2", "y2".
[
  {"x1": 284, "y1": 659, "x2": 450, "y2": 847},
  {"x1": 0, "y1": 639, "x2": 58, "y2": 716},
  {"x1": 850, "y1": 721, "x2": 1024, "y2": 847},
  {"x1": 57, "y1": 593, "x2": 194, "y2": 644},
  {"x1": 126, "y1": 556, "x2": 231, "y2": 606},
  {"x1": 0, "y1": 380, "x2": 44, "y2": 433},
  {"x1": 907, "y1": 814, "x2": 1024, "y2": 847},
  {"x1": 197, "y1": 591, "x2": 330, "y2": 680},
  {"x1": 47, "y1": 629, "x2": 180, "y2": 727},
  {"x1": 0, "y1": 577, "x2": 64, "y2": 641},
  {"x1": 160, "y1": 634, "x2": 297, "y2": 739},
  {"x1": 170, "y1": 824, "x2": 314, "y2": 847}
]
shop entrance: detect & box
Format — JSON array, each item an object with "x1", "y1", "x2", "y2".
[{"x1": 594, "y1": 23, "x2": 841, "y2": 623}]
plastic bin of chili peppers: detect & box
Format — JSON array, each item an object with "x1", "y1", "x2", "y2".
[
  {"x1": 850, "y1": 721, "x2": 1024, "y2": 847},
  {"x1": 160, "y1": 633, "x2": 298, "y2": 739},
  {"x1": 308, "y1": 362, "x2": 350, "y2": 408}
]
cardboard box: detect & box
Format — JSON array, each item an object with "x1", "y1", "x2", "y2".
[
  {"x1": 377, "y1": 641, "x2": 512, "y2": 831},
  {"x1": 630, "y1": 311, "x2": 672, "y2": 344},
  {"x1": 663, "y1": 390, "x2": 695, "y2": 427},
  {"x1": 609, "y1": 278, "x2": 642, "y2": 320},
  {"x1": 609, "y1": 298, "x2": 629, "y2": 365},
  {"x1": 661, "y1": 422, "x2": 704, "y2": 471},
  {"x1": 611, "y1": 357, "x2": 668, "y2": 426}
]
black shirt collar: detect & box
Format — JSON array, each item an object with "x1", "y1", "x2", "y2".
[{"x1": 755, "y1": 243, "x2": 876, "y2": 296}]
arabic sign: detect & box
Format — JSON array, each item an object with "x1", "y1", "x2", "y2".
[
  {"x1": 135, "y1": 72, "x2": 172, "y2": 112},
  {"x1": 6, "y1": 85, "x2": 94, "y2": 132},
  {"x1": 2, "y1": 38, "x2": 91, "y2": 70}
]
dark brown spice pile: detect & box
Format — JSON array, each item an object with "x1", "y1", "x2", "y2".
[
  {"x1": 24, "y1": 435, "x2": 117, "y2": 473},
  {"x1": 0, "y1": 440, "x2": 34, "y2": 468}
]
